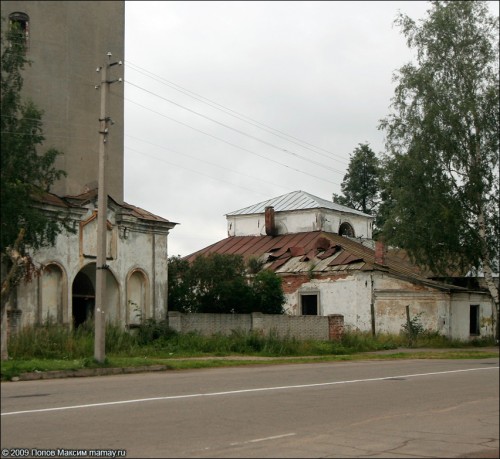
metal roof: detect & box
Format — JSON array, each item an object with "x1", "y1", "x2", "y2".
[
  {"x1": 184, "y1": 231, "x2": 464, "y2": 291},
  {"x1": 225, "y1": 190, "x2": 373, "y2": 218}
]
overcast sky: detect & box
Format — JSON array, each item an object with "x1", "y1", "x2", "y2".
[{"x1": 123, "y1": 1, "x2": 437, "y2": 257}]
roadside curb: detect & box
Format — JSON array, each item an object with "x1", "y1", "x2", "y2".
[
  {"x1": 14, "y1": 364, "x2": 172, "y2": 381},
  {"x1": 7, "y1": 347, "x2": 499, "y2": 382}
]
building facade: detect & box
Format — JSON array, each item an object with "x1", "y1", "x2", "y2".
[
  {"x1": 2, "y1": 1, "x2": 124, "y2": 202},
  {"x1": 2, "y1": 1, "x2": 177, "y2": 331},
  {"x1": 187, "y1": 191, "x2": 495, "y2": 341}
]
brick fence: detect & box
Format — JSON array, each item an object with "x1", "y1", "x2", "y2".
[{"x1": 167, "y1": 311, "x2": 344, "y2": 341}]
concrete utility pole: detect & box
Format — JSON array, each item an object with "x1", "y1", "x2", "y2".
[{"x1": 94, "y1": 52, "x2": 122, "y2": 363}]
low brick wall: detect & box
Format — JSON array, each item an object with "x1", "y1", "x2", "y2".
[{"x1": 167, "y1": 311, "x2": 344, "y2": 341}]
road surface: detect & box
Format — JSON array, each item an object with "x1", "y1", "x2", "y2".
[{"x1": 1, "y1": 358, "x2": 499, "y2": 458}]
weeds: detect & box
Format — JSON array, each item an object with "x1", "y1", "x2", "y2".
[{"x1": 3, "y1": 319, "x2": 496, "y2": 380}]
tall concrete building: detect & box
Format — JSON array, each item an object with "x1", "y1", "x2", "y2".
[
  {"x1": 2, "y1": 1, "x2": 124, "y2": 202},
  {"x1": 2, "y1": 1, "x2": 177, "y2": 332}
]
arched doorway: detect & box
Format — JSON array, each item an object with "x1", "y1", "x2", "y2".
[{"x1": 72, "y1": 265, "x2": 96, "y2": 328}]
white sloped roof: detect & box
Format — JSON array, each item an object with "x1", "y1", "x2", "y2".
[{"x1": 226, "y1": 190, "x2": 373, "y2": 218}]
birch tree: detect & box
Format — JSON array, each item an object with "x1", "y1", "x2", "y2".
[{"x1": 379, "y1": 1, "x2": 499, "y2": 338}]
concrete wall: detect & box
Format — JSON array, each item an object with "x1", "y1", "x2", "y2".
[
  {"x1": 1, "y1": 1, "x2": 125, "y2": 203},
  {"x1": 167, "y1": 311, "x2": 333, "y2": 341}
]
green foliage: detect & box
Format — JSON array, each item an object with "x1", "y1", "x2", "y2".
[
  {"x1": 378, "y1": 1, "x2": 499, "y2": 277},
  {"x1": 333, "y1": 143, "x2": 381, "y2": 216},
  {"x1": 167, "y1": 256, "x2": 194, "y2": 313},
  {"x1": 168, "y1": 254, "x2": 286, "y2": 314},
  {"x1": 1, "y1": 20, "x2": 69, "y2": 257},
  {"x1": 341, "y1": 330, "x2": 400, "y2": 352},
  {"x1": 252, "y1": 270, "x2": 286, "y2": 314},
  {"x1": 135, "y1": 318, "x2": 177, "y2": 345},
  {"x1": 3, "y1": 323, "x2": 496, "y2": 379},
  {"x1": 401, "y1": 312, "x2": 425, "y2": 347}
]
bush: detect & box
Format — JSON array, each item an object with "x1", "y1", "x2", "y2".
[
  {"x1": 401, "y1": 312, "x2": 425, "y2": 347},
  {"x1": 135, "y1": 319, "x2": 177, "y2": 345}
]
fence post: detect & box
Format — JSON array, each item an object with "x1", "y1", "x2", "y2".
[{"x1": 328, "y1": 314, "x2": 344, "y2": 341}]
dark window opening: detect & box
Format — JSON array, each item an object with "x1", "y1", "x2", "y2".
[
  {"x1": 8, "y1": 12, "x2": 29, "y2": 50},
  {"x1": 301, "y1": 294, "x2": 318, "y2": 315},
  {"x1": 339, "y1": 222, "x2": 355, "y2": 237},
  {"x1": 469, "y1": 305, "x2": 480, "y2": 336}
]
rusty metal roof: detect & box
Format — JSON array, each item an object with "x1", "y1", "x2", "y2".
[
  {"x1": 185, "y1": 231, "x2": 458, "y2": 290},
  {"x1": 226, "y1": 190, "x2": 373, "y2": 218}
]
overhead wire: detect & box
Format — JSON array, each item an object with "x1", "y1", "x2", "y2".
[
  {"x1": 125, "y1": 80, "x2": 346, "y2": 175},
  {"x1": 125, "y1": 145, "x2": 272, "y2": 198},
  {"x1": 125, "y1": 60, "x2": 350, "y2": 165},
  {"x1": 126, "y1": 134, "x2": 293, "y2": 193},
  {"x1": 122, "y1": 95, "x2": 340, "y2": 186}
]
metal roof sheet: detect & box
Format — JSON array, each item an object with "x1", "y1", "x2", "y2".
[
  {"x1": 185, "y1": 231, "x2": 460, "y2": 290},
  {"x1": 226, "y1": 190, "x2": 373, "y2": 218}
]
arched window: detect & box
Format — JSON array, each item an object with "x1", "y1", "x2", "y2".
[
  {"x1": 127, "y1": 270, "x2": 149, "y2": 326},
  {"x1": 8, "y1": 12, "x2": 29, "y2": 49},
  {"x1": 339, "y1": 222, "x2": 355, "y2": 237},
  {"x1": 40, "y1": 264, "x2": 65, "y2": 325}
]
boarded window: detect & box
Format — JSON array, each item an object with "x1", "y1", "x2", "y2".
[
  {"x1": 469, "y1": 305, "x2": 480, "y2": 336},
  {"x1": 301, "y1": 294, "x2": 318, "y2": 315}
]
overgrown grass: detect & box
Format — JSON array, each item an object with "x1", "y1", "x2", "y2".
[{"x1": 1, "y1": 320, "x2": 497, "y2": 381}]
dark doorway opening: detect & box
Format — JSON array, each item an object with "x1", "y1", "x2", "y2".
[
  {"x1": 469, "y1": 305, "x2": 480, "y2": 336},
  {"x1": 72, "y1": 271, "x2": 95, "y2": 328},
  {"x1": 301, "y1": 294, "x2": 318, "y2": 315}
]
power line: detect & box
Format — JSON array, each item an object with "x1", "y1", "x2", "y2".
[
  {"x1": 126, "y1": 134, "x2": 293, "y2": 193},
  {"x1": 124, "y1": 96, "x2": 340, "y2": 186},
  {"x1": 125, "y1": 60, "x2": 350, "y2": 164},
  {"x1": 125, "y1": 145, "x2": 272, "y2": 198},
  {"x1": 125, "y1": 80, "x2": 346, "y2": 175}
]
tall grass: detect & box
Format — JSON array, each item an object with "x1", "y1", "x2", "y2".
[{"x1": 6, "y1": 320, "x2": 496, "y2": 362}]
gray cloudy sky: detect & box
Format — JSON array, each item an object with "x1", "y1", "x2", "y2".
[{"x1": 123, "y1": 1, "x2": 431, "y2": 257}]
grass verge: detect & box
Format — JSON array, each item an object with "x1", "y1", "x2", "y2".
[{"x1": 1, "y1": 322, "x2": 497, "y2": 381}]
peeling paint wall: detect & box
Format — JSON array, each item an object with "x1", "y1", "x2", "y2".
[
  {"x1": 14, "y1": 203, "x2": 171, "y2": 330},
  {"x1": 280, "y1": 270, "x2": 494, "y2": 340},
  {"x1": 450, "y1": 293, "x2": 495, "y2": 340},
  {"x1": 227, "y1": 208, "x2": 372, "y2": 238}
]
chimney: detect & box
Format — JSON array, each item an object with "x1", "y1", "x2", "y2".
[
  {"x1": 375, "y1": 239, "x2": 386, "y2": 265},
  {"x1": 265, "y1": 206, "x2": 277, "y2": 236}
]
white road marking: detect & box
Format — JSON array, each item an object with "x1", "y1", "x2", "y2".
[
  {"x1": 230, "y1": 433, "x2": 297, "y2": 446},
  {"x1": 2, "y1": 366, "x2": 498, "y2": 417}
]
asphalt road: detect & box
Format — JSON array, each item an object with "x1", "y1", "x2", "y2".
[{"x1": 1, "y1": 358, "x2": 499, "y2": 458}]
